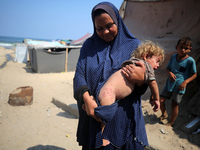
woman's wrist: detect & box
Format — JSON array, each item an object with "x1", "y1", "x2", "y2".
[{"x1": 83, "y1": 91, "x2": 91, "y2": 103}]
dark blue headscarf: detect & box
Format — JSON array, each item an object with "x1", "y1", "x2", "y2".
[{"x1": 73, "y1": 2, "x2": 148, "y2": 149}]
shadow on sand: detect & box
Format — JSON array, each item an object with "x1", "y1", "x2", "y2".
[{"x1": 27, "y1": 145, "x2": 66, "y2": 150}]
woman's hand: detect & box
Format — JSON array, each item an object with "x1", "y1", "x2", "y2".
[
  {"x1": 121, "y1": 61, "x2": 145, "y2": 86},
  {"x1": 83, "y1": 92, "x2": 101, "y2": 122}
]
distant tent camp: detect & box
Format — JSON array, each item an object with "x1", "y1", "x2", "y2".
[
  {"x1": 71, "y1": 33, "x2": 92, "y2": 45},
  {"x1": 60, "y1": 39, "x2": 73, "y2": 45}
]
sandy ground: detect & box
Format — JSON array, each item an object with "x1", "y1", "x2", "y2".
[
  {"x1": 0, "y1": 47, "x2": 200, "y2": 150},
  {"x1": 0, "y1": 47, "x2": 81, "y2": 150}
]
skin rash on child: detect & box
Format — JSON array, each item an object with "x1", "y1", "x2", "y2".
[
  {"x1": 100, "y1": 83, "x2": 130, "y2": 103},
  {"x1": 100, "y1": 84, "x2": 117, "y2": 103}
]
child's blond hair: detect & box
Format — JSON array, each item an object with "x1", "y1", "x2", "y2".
[{"x1": 131, "y1": 41, "x2": 164, "y2": 64}]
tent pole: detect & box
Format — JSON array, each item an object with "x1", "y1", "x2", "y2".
[{"x1": 65, "y1": 47, "x2": 68, "y2": 72}]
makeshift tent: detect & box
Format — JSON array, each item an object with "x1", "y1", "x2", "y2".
[
  {"x1": 71, "y1": 33, "x2": 92, "y2": 45},
  {"x1": 119, "y1": 0, "x2": 200, "y2": 46}
]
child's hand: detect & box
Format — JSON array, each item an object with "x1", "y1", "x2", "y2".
[
  {"x1": 178, "y1": 81, "x2": 187, "y2": 91},
  {"x1": 169, "y1": 72, "x2": 176, "y2": 81},
  {"x1": 150, "y1": 97, "x2": 160, "y2": 112}
]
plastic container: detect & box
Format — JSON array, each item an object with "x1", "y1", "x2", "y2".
[
  {"x1": 29, "y1": 47, "x2": 66, "y2": 73},
  {"x1": 67, "y1": 48, "x2": 80, "y2": 72}
]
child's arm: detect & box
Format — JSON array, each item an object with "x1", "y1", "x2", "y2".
[
  {"x1": 178, "y1": 73, "x2": 197, "y2": 91},
  {"x1": 148, "y1": 80, "x2": 160, "y2": 112}
]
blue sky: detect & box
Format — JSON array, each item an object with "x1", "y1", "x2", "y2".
[{"x1": 0, "y1": 0, "x2": 123, "y2": 40}]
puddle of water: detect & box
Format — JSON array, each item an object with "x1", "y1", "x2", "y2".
[
  {"x1": 6, "y1": 54, "x2": 13, "y2": 61},
  {"x1": 0, "y1": 54, "x2": 13, "y2": 69}
]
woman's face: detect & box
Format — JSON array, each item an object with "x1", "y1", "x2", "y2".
[{"x1": 94, "y1": 13, "x2": 118, "y2": 42}]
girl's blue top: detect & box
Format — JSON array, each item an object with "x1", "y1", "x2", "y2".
[{"x1": 73, "y1": 2, "x2": 148, "y2": 149}]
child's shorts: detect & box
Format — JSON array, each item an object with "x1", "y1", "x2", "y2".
[{"x1": 160, "y1": 90, "x2": 183, "y2": 104}]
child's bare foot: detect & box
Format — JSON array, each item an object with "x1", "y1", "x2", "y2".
[
  {"x1": 101, "y1": 123, "x2": 110, "y2": 146},
  {"x1": 159, "y1": 114, "x2": 168, "y2": 121},
  {"x1": 166, "y1": 122, "x2": 173, "y2": 126},
  {"x1": 102, "y1": 139, "x2": 110, "y2": 146}
]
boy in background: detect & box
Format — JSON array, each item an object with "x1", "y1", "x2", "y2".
[{"x1": 160, "y1": 37, "x2": 197, "y2": 126}]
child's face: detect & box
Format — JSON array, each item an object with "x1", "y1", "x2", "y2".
[
  {"x1": 176, "y1": 43, "x2": 191, "y2": 57},
  {"x1": 145, "y1": 55, "x2": 162, "y2": 70}
]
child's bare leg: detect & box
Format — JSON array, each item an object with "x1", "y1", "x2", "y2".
[
  {"x1": 98, "y1": 70, "x2": 134, "y2": 147},
  {"x1": 98, "y1": 85, "x2": 115, "y2": 147},
  {"x1": 101, "y1": 122, "x2": 110, "y2": 146},
  {"x1": 98, "y1": 86, "x2": 116, "y2": 106},
  {"x1": 160, "y1": 97, "x2": 168, "y2": 120},
  {"x1": 167, "y1": 101, "x2": 178, "y2": 126},
  {"x1": 99, "y1": 70, "x2": 134, "y2": 106}
]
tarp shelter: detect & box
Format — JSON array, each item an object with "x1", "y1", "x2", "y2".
[
  {"x1": 71, "y1": 33, "x2": 92, "y2": 45},
  {"x1": 14, "y1": 43, "x2": 28, "y2": 63},
  {"x1": 119, "y1": 0, "x2": 200, "y2": 47},
  {"x1": 60, "y1": 39, "x2": 73, "y2": 45},
  {"x1": 24, "y1": 39, "x2": 66, "y2": 47}
]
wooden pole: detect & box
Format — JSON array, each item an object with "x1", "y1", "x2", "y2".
[{"x1": 65, "y1": 47, "x2": 68, "y2": 72}]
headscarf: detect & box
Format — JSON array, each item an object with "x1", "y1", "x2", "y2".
[
  {"x1": 73, "y1": 2, "x2": 148, "y2": 149},
  {"x1": 92, "y1": 3, "x2": 118, "y2": 29}
]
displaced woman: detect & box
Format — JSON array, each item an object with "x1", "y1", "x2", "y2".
[{"x1": 73, "y1": 2, "x2": 150, "y2": 150}]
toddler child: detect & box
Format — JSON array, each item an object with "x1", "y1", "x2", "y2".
[{"x1": 95, "y1": 42, "x2": 164, "y2": 129}]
